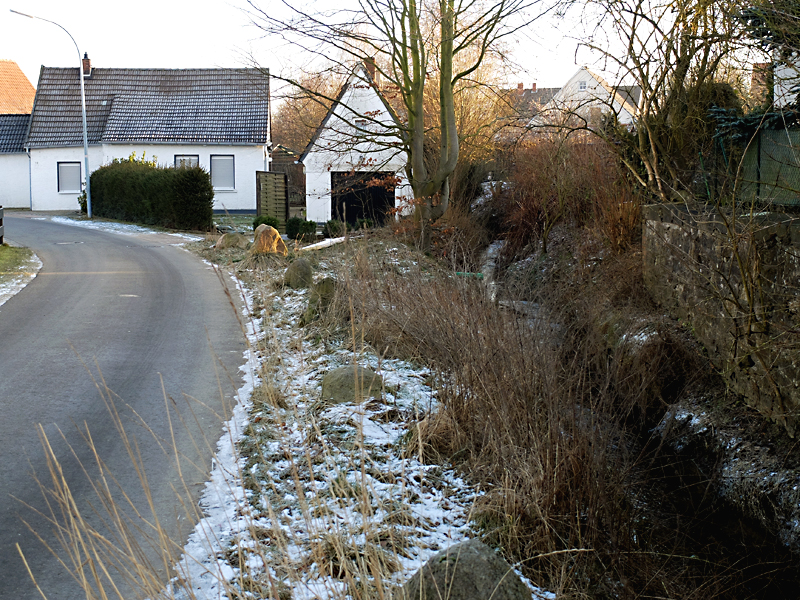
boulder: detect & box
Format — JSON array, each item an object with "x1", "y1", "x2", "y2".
[
  {"x1": 284, "y1": 258, "x2": 314, "y2": 289},
  {"x1": 401, "y1": 540, "x2": 531, "y2": 600},
  {"x1": 251, "y1": 224, "x2": 288, "y2": 257},
  {"x1": 321, "y1": 366, "x2": 383, "y2": 404},
  {"x1": 214, "y1": 232, "x2": 249, "y2": 250},
  {"x1": 300, "y1": 276, "x2": 338, "y2": 325}
]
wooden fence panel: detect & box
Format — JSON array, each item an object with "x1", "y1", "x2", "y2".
[{"x1": 255, "y1": 172, "x2": 289, "y2": 234}]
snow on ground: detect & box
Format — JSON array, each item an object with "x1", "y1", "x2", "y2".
[
  {"x1": 175, "y1": 245, "x2": 555, "y2": 600},
  {"x1": 51, "y1": 215, "x2": 204, "y2": 241},
  {"x1": 0, "y1": 252, "x2": 42, "y2": 308}
]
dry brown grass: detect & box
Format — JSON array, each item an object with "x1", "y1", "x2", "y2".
[
  {"x1": 498, "y1": 137, "x2": 640, "y2": 263},
  {"x1": 318, "y1": 231, "x2": 740, "y2": 598}
]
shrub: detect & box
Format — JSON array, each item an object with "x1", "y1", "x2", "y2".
[
  {"x1": 322, "y1": 219, "x2": 347, "y2": 238},
  {"x1": 286, "y1": 217, "x2": 317, "y2": 241},
  {"x1": 90, "y1": 158, "x2": 213, "y2": 230},
  {"x1": 498, "y1": 137, "x2": 634, "y2": 261},
  {"x1": 253, "y1": 215, "x2": 280, "y2": 230},
  {"x1": 355, "y1": 218, "x2": 374, "y2": 230}
]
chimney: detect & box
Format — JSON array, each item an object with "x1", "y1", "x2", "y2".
[
  {"x1": 82, "y1": 52, "x2": 92, "y2": 77},
  {"x1": 364, "y1": 57, "x2": 376, "y2": 81},
  {"x1": 517, "y1": 82, "x2": 523, "y2": 92},
  {"x1": 532, "y1": 82, "x2": 537, "y2": 92}
]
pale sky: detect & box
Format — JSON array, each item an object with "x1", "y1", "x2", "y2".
[{"x1": 0, "y1": 0, "x2": 587, "y2": 95}]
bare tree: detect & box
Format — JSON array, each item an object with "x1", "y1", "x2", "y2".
[
  {"x1": 537, "y1": 0, "x2": 744, "y2": 201},
  {"x1": 271, "y1": 72, "x2": 341, "y2": 154},
  {"x1": 247, "y1": 0, "x2": 544, "y2": 247}
]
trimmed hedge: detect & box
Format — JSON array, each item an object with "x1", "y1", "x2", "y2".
[{"x1": 90, "y1": 160, "x2": 214, "y2": 230}]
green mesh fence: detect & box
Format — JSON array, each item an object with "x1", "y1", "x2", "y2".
[{"x1": 740, "y1": 128, "x2": 800, "y2": 206}]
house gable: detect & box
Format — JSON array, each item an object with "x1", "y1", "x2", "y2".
[
  {"x1": 301, "y1": 64, "x2": 403, "y2": 167},
  {"x1": 531, "y1": 67, "x2": 639, "y2": 128}
]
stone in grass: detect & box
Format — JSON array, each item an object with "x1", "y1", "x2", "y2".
[
  {"x1": 321, "y1": 365, "x2": 383, "y2": 405},
  {"x1": 251, "y1": 224, "x2": 288, "y2": 257},
  {"x1": 401, "y1": 539, "x2": 532, "y2": 600},
  {"x1": 214, "y1": 232, "x2": 249, "y2": 250},
  {"x1": 300, "y1": 276, "x2": 338, "y2": 326},
  {"x1": 284, "y1": 257, "x2": 313, "y2": 289}
]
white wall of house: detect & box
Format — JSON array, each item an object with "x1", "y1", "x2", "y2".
[
  {"x1": 0, "y1": 153, "x2": 31, "y2": 208},
  {"x1": 29, "y1": 144, "x2": 268, "y2": 212},
  {"x1": 775, "y1": 59, "x2": 799, "y2": 108},
  {"x1": 532, "y1": 67, "x2": 637, "y2": 128},
  {"x1": 29, "y1": 146, "x2": 99, "y2": 212},
  {"x1": 303, "y1": 68, "x2": 408, "y2": 223}
]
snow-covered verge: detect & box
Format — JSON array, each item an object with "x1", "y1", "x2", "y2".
[
  {"x1": 50, "y1": 216, "x2": 205, "y2": 241},
  {"x1": 0, "y1": 249, "x2": 41, "y2": 308},
  {"x1": 174, "y1": 244, "x2": 555, "y2": 599}
]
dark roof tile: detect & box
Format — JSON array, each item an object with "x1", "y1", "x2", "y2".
[
  {"x1": 0, "y1": 113, "x2": 30, "y2": 152},
  {"x1": 27, "y1": 68, "x2": 269, "y2": 147}
]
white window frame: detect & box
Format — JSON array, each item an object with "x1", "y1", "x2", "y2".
[
  {"x1": 175, "y1": 154, "x2": 199, "y2": 168},
  {"x1": 210, "y1": 154, "x2": 235, "y2": 190},
  {"x1": 578, "y1": 80, "x2": 587, "y2": 91},
  {"x1": 57, "y1": 162, "x2": 82, "y2": 193}
]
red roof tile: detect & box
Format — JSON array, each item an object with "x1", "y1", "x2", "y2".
[{"x1": 0, "y1": 60, "x2": 35, "y2": 114}]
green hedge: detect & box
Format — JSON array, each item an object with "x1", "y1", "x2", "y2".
[
  {"x1": 286, "y1": 217, "x2": 317, "y2": 240},
  {"x1": 90, "y1": 160, "x2": 214, "y2": 230}
]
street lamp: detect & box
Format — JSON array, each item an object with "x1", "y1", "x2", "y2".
[{"x1": 10, "y1": 9, "x2": 92, "y2": 218}]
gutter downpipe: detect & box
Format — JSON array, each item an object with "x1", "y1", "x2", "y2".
[{"x1": 27, "y1": 150, "x2": 32, "y2": 209}]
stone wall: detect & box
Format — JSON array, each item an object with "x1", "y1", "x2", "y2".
[{"x1": 642, "y1": 204, "x2": 800, "y2": 435}]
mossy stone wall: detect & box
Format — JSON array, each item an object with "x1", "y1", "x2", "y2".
[{"x1": 642, "y1": 203, "x2": 800, "y2": 435}]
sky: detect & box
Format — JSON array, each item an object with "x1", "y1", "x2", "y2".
[{"x1": 0, "y1": 0, "x2": 588, "y2": 95}]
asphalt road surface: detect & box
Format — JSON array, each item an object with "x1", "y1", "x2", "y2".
[{"x1": 0, "y1": 213, "x2": 247, "y2": 600}]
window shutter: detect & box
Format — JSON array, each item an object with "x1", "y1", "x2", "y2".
[
  {"x1": 58, "y1": 163, "x2": 81, "y2": 193},
  {"x1": 211, "y1": 155, "x2": 235, "y2": 189}
]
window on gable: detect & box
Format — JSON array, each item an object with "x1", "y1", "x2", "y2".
[
  {"x1": 175, "y1": 154, "x2": 199, "y2": 168},
  {"x1": 211, "y1": 155, "x2": 235, "y2": 189},
  {"x1": 58, "y1": 162, "x2": 81, "y2": 193},
  {"x1": 578, "y1": 81, "x2": 587, "y2": 91}
]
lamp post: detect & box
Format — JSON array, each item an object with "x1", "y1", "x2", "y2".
[{"x1": 10, "y1": 9, "x2": 92, "y2": 218}]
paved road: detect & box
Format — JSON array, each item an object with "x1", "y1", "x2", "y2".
[{"x1": 0, "y1": 213, "x2": 247, "y2": 599}]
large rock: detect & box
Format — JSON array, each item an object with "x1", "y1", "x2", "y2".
[
  {"x1": 284, "y1": 258, "x2": 313, "y2": 289},
  {"x1": 214, "y1": 232, "x2": 249, "y2": 250},
  {"x1": 401, "y1": 540, "x2": 531, "y2": 600},
  {"x1": 321, "y1": 366, "x2": 383, "y2": 404},
  {"x1": 300, "y1": 276, "x2": 338, "y2": 325},
  {"x1": 251, "y1": 224, "x2": 288, "y2": 256}
]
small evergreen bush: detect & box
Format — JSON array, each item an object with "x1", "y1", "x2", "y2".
[
  {"x1": 286, "y1": 217, "x2": 317, "y2": 240},
  {"x1": 355, "y1": 218, "x2": 374, "y2": 230},
  {"x1": 322, "y1": 219, "x2": 347, "y2": 238},
  {"x1": 253, "y1": 215, "x2": 280, "y2": 230}
]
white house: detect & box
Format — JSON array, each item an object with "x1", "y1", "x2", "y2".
[
  {"x1": 774, "y1": 56, "x2": 800, "y2": 108},
  {"x1": 25, "y1": 56, "x2": 270, "y2": 212},
  {"x1": 0, "y1": 59, "x2": 35, "y2": 208},
  {"x1": 301, "y1": 63, "x2": 410, "y2": 225},
  {"x1": 531, "y1": 67, "x2": 639, "y2": 130}
]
